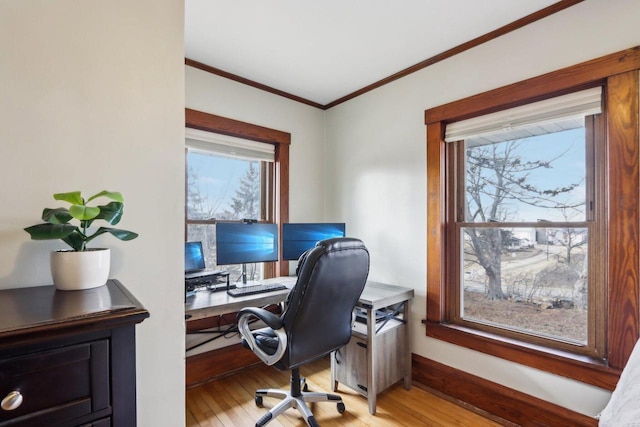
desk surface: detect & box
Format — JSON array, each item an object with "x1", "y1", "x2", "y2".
[
  {"x1": 185, "y1": 277, "x2": 296, "y2": 321},
  {"x1": 185, "y1": 277, "x2": 413, "y2": 322},
  {"x1": 358, "y1": 281, "x2": 414, "y2": 310}
]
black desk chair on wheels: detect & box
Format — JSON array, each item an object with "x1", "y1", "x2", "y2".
[{"x1": 237, "y1": 237, "x2": 370, "y2": 427}]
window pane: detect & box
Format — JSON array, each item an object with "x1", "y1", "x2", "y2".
[
  {"x1": 465, "y1": 127, "x2": 586, "y2": 223},
  {"x1": 462, "y1": 226, "x2": 588, "y2": 343},
  {"x1": 187, "y1": 150, "x2": 263, "y2": 221},
  {"x1": 186, "y1": 147, "x2": 269, "y2": 284}
]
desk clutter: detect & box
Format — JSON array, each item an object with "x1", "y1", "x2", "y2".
[
  {"x1": 185, "y1": 270, "x2": 230, "y2": 297},
  {"x1": 185, "y1": 273, "x2": 288, "y2": 299}
]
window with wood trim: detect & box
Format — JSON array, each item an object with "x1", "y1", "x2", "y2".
[
  {"x1": 445, "y1": 87, "x2": 605, "y2": 357},
  {"x1": 185, "y1": 130, "x2": 276, "y2": 282},
  {"x1": 185, "y1": 109, "x2": 291, "y2": 278},
  {"x1": 425, "y1": 47, "x2": 640, "y2": 390}
]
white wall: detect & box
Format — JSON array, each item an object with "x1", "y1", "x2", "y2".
[
  {"x1": 324, "y1": 0, "x2": 640, "y2": 417},
  {"x1": 0, "y1": 2, "x2": 185, "y2": 426}
]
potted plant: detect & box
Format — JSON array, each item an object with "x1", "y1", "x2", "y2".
[{"x1": 24, "y1": 190, "x2": 138, "y2": 290}]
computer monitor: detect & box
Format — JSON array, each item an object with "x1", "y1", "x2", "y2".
[
  {"x1": 185, "y1": 241, "x2": 206, "y2": 273},
  {"x1": 281, "y1": 223, "x2": 346, "y2": 261},
  {"x1": 216, "y1": 222, "x2": 279, "y2": 283}
]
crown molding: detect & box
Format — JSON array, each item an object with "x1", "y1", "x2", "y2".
[
  {"x1": 185, "y1": 58, "x2": 324, "y2": 110},
  {"x1": 186, "y1": 0, "x2": 584, "y2": 110}
]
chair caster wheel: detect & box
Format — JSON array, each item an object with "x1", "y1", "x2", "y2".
[
  {"x1": 337, "y1": 402, "x2": 345, "y2": 413},
  {"x1": 255, "y1": 395, "x2": 263, "y2": 407},
  {"x1": 302, "y1": 383, "x2": 309, "y2": 392}
]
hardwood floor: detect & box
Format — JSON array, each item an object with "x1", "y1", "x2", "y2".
[{"x1": 186, "y1": 356, "x2": 504, "y2": 426}]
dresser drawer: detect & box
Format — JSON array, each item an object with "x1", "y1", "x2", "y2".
[{"x1": 0, "y1": 340, "x2": 110, "y2": 427}]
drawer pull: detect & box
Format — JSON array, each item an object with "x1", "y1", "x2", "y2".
[{"x1": 1, "y1": 391, "x2": 23, "y2": 411}]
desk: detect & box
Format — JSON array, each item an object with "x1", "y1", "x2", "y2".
[
  {"x1": 185, "y1": 277, "x2": 296, "y2": 321},
  {"x1": 332, "y1": 281, "x2": 414, "y2": 415},
  {"x1": 184, "y1": 278, "x2": 414, "y2": 413}
]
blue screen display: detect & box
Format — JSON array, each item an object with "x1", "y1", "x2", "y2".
[
  {"x1": 281, "y1": 223, "x2": 346, "y2": 260},
  {"x1": 215, "y1": 223, "x2": 279, "y2": 265},
  {"x1": 185, "y1": 241, "x2": 206, "y2": 272}
]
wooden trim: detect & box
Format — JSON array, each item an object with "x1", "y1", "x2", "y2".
[
  {"x1": 325, "y1": 0, "x2": 585, "y2": 109},
  {"x1": 185, "y1": 109, "x2": 291, "y2": 276},
  {"x1": 426, "y1": 121, "x2": 445, "y2": 321},
  {"x1": 425, "y1": 46, "x2": 640, "y2": 125},
  {"x1": 186, "y1": 343, "x2": 262, "y2": 388},
  {"x1": 275, "y1": 143, "x2": 290, "y2": 276},
  {"x1": 185, "y1": 108, "x2": 291, "y2": 146},
  {"x1": 606, "y1": 70, "x2": 640, "y2": 368},
  {"x1": 425, "y1": 48, "x2": 640, "y2": 386},
  {"x1": 185, "y1": 58, "x2": 325, "y2": 110},
  {"x1": 425, "y1": 322, "x2": 620, "y2": 390},
  {"x1": 412, "y1": 353, "x2": 598, "y2": 427}
]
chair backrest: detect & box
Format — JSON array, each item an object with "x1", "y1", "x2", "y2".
[{"x1": 278, "y1": 237, "x2": 369, "y2": 370}]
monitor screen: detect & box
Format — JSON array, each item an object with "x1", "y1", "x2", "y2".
[
  {"x1": 215, "y1": 222, "x2": 279, "y2": 265},
  {"x1": 185, "y1": 241, "x2": 206, "y2": 272},
  {"x1": 281, "y1": 223, "x2": 346, "y2": 260}
]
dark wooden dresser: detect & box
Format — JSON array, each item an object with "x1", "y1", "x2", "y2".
[{"x1": 0, "y1": 279, "x2": 149, "y2": 427}]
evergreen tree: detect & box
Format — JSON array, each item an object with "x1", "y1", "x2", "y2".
[{"x1": 226, "y1": 162, "x2": 261, "y2": 219}]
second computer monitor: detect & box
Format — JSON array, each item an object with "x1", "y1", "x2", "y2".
[{"x1": 281, "y1": 223, "x2": 346, "y2": 261}]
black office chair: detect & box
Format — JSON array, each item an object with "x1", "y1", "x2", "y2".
[{"x1": 237, "y1": 237, "x2": 370, "y2": 427}]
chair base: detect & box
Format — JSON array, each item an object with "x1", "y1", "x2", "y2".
[{"x1": 253, "y1": 369, "x2": 345, "y2": 427}]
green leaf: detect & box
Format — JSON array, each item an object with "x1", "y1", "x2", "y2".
[
  {"x1": 28, "y1": 190, "x2": 135, "y2": 251},
  {"x1": 95, "y1": 201, "x2": 124, "y2": 225},
  {"x1": 42, "y1": 208, "x2": 72, "y2": 224},
  {"x1": 61, "y1": 231, "x2": 86, "y2": 251},
  {"x1": 86, "y1": 227, "x2": 139, "y2": 243},
  {"x1": 87, "y1": 190, "x2": 123, "y2": 204},
  {"x1": 69, "y1": 205, "x2": 100, "y2": 221},
  {"x1": 24, "y1": 223, "x2": 77, "y2": 240},
  {"x1": 54, "y1": 191, "x2": 83, "y2": 205}
]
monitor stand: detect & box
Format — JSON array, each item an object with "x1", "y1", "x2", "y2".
[{"x1": 239, "y1": 263, "x2": 261, "y2": 287}]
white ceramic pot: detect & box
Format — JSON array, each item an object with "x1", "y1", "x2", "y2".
[{"x1": 50, "y1": 248, "x2": 111, "y2": 291}]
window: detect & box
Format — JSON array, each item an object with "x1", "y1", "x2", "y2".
[
  {"x1": 446, "y1": 88, "x2": 605, "y2": 356},
  {"x1": 424, "y1": 48, "x2": 640, "y2": 389},
  {"x1": 185, "y1": 109, "x2": 291, "y2": 278},
  {"x1": 185, "y1": 130, "x2": 275, "y2": 281}
]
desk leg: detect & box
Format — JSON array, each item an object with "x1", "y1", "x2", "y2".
[
  {"x1": 403, "y1": 299, "x2": 412, "y2": 390},
  {"x1": 367, "y1": 307, "x2": 377, "y2": 415},
  {"x1": 330, "y1": 350, "x2": 338, "y2": 392}
]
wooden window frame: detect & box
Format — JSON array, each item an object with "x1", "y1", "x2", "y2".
[
  {"x1": 185, "y1": 109, "x2": 291, "y2": 277},
  {"x1": 425, "y1": 47, "x2": 640, "y2": 390}
]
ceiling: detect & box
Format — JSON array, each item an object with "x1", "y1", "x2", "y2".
[{"x1": 185, "y1": 0, "x2": 563, "y2": 107}]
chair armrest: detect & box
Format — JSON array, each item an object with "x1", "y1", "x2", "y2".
[
  {"x1": 238, "y1": 307, "x2": 283, "y2": 330},
  {"x1": 237, "y1": 307, "x2": 287, "y2": 366}
]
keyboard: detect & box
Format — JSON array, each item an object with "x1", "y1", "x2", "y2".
[{"x1": 227, "y1": 283, "x2": 287, "y2": 297}]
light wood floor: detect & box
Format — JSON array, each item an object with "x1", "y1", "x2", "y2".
[{"x1": 186, "y1": 357, "x2": 503, "y2": 426}]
